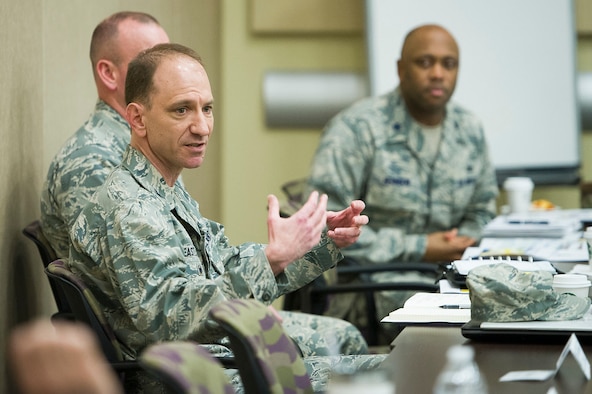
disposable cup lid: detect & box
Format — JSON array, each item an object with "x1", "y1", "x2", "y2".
[
  {"x1": 503, "y1": 177, "x2": 534, "y2": 190},
  {"x1": 553, "y1": 274, "x2": 591, "y2": 287}
]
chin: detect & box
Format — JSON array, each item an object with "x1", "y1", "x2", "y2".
[{"x1": 186, "y1": 159, "x2": 204, "y2": 169}]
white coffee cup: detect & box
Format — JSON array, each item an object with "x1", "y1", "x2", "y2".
[
  {"x1": 503, "y1": 177, "x2": 534, "y2": 214},
  {"x1": 552, "y1": 274, "x2": 591, "y2": 299}
]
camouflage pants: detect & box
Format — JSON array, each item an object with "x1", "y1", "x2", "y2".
[{"x1": 279, "y1": 310, "x2": 369, "y2": 356}]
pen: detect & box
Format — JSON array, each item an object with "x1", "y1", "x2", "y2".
[
  {"x1": 439, "y1": 304, "x2": 471, "y2": 309},
  {"x1": 508, "y1": 220, "x2": 549, "y2": 225}
]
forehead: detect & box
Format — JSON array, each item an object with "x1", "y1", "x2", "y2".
[
  {"x1": 151, "y1": 55, "x2": 212, "y2": 99},
  {"x1": 404, "y1": 28, "x2": 459, "y2": 59}
]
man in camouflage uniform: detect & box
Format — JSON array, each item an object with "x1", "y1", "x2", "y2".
[
  {"x1": 40, "y1": 11, "x2": 370, "y2": 368},
  {"x1": 68, "y1": 43, "x2": 386, "y2": 393},
  {"x1": 305, "y1": 24, "x2": 499, "y2": 341}
]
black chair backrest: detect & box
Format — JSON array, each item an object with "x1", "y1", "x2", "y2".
[
  {"x1": 22, "y1": 220, "x2": 72, "y2": 314},
  {"x1": 44, "y1": 260, "x2": 124, "y2": 364}
]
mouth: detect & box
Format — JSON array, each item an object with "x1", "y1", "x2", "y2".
[
  {"x1": 428, "y1": 87, "x2": 446, "y2": 98},
  {"x1": 185, "y1": 141, "x2": 207, "y2": 152}
]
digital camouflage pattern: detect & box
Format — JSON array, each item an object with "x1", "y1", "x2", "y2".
[
  {"x1": 305, "y1": 87, "x2": 499, "y2": 332},
  {"x1": 40, "y1": 99, "x2": 366, "y2": 364},
  {"x1": 67, "y1": 146, "x2": 360, "y2": 358},
  {"x1": 41, "y1": 100, "x2": 130, "y2": 258},
  {"x1": 306, "y1": 87, "x2": 498, "y2": 264},
  {"x1": 279, "y1": 310, "x2": 368, "y2": 356},
  {"x1": 467, "y1": 263, "x2": 591, "y2": 322}
]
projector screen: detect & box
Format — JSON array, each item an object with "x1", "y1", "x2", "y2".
[{"x1": 366, "y1": 0, "x2": 580, "y2": 185}]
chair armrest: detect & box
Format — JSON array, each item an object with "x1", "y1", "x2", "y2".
[{"x1": 336, "y1": 261, "x2": 442, "y2": 276}]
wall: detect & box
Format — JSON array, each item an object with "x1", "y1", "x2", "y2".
[
  {"x1": 220, "y1": 0, "x2": 366, "y2": 243},
  {"x1": 0, "y1": 1, "x2": 44, "y2": 390}
]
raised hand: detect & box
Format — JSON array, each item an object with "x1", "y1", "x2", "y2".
[{"x1": 265, "y1": 191, "x2": 328, "y2": 274}]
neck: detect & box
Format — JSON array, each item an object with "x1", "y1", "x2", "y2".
[{"x1": 407, "y1": 106, "x2": 445, "y2": 126}]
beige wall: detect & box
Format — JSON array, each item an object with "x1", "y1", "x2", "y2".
[
  {"x1": 219, "y1": 0, "x2": 367, "y2": 243},
  {"x1": 0, "y1": 1, "x2": 44, "y2": 390}
]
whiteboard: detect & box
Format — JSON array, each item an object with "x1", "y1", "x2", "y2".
[{"x1": 366, "y1": 0, "x2": 580, "y2": 184}]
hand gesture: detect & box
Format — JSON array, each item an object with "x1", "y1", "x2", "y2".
[
  {"x1": 265, "y1": 191, "x2": 328, "y2": 274},
  {"x1": 326, "y1": 200, "x2": 368, "y2": 248}
]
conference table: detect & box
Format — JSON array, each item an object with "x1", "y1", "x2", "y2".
[
  {"x1": 380, "y1": 211, "x2": 592, "y2": 393},
  {"x1": 384, "y1": 326, "x2": 592, "y2": 394}
]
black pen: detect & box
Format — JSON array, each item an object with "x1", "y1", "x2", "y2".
[{"x1": 439, "y1": 304, "x2": 471, "y2": 309}]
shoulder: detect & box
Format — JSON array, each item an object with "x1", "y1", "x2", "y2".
[{"x1": 447, "y1": 100, "x2": 484, "y2": 129}]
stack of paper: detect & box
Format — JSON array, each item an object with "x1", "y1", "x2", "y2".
[
  {"x1": 463, "y1": 232, "x2": 588, "y2": 262},
  {"x1": 482, "y1": 214, "x2": 580, "y2": 238},
  {"x1": 381, "y1": 293, "x2": 471, "y2": 324}
]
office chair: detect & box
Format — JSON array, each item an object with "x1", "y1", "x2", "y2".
[
  {"x1": 22, "y1": 220, "x2": 72, "y2": 318},
  {"x1": 279, "y1": 179, "x2": 441, "y2": 346},
  {"x1": 140, "y1": 341, "x2": 236, "y2": 394},
  {"x1": 44, "y1": 259, "x2": 141, "y2": 373},
  {"x1": 45, "y1": 260, "x2": 236, "y2": 372},
  {"x1": 210, "y1": 299, "x2": 313, "y2": 394}
]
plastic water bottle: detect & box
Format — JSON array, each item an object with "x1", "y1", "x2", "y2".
[{"x1": 433, "y1": 345, "x2": 487, "y2": 394}]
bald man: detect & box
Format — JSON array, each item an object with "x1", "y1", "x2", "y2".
[
  {"x1": 305, "y1": 24, "x2": 498, "y2": 343},
  {"x1": 41, "y1": 12, "x2": 170, "y2": 258}
]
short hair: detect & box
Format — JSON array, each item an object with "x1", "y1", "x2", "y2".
[
  {"x1": 125, "y1": 43, "x2": 203, "y2": 108},
  {"x1": 89, "y1": 11, "x2": 160, "y2": 68}
]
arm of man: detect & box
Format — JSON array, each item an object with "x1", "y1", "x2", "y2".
[{"x1": 424, "y1": 229, "x2": 475, "y2": 262}]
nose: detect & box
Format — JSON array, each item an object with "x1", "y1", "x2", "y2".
[
  {"x1": 189, "y1": 113, "x2": 212, "y2": 136},
  {"x1": 429, "y1": 62, "x2": 444, "y2": 79}
]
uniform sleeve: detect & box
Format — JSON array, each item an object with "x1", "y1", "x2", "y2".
[
  {"x1": 91, "y1": 198, "x2": 342, "y2": 345},
  {"x1": 456, "y1": 129, "x2": 499, "y2": 240},
  {"x1": 42, "y1": 145, "x2": 123, "y2": 258}
]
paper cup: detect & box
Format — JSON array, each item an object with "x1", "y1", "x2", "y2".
[
  {"x1": 503, "y1": 177, "x2": 534, "y2": 214},
  {"x1": 552, "y1": 274, "x2": 591, "y2": 299}
]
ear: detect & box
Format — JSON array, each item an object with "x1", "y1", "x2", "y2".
[
  {"x1": 126, "y1": 103, "x2": 147, "y2": 137},
  {"x1": 96, "y1": 59, "x2": 118, "y2": 91},
  {"x1": 396, "y1": 59, "x2": 403, "y2": 80}
]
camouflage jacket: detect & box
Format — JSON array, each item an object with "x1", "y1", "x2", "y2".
[
  {"x1": 68, "y1": 146, "x2": 342, "y2": 357},
  {"x1": 41, "y1": 100, "x2": 130, "y2": 258},
  {"x1": 306, "y1": 87, "x2": 498, "y2": 263}
]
